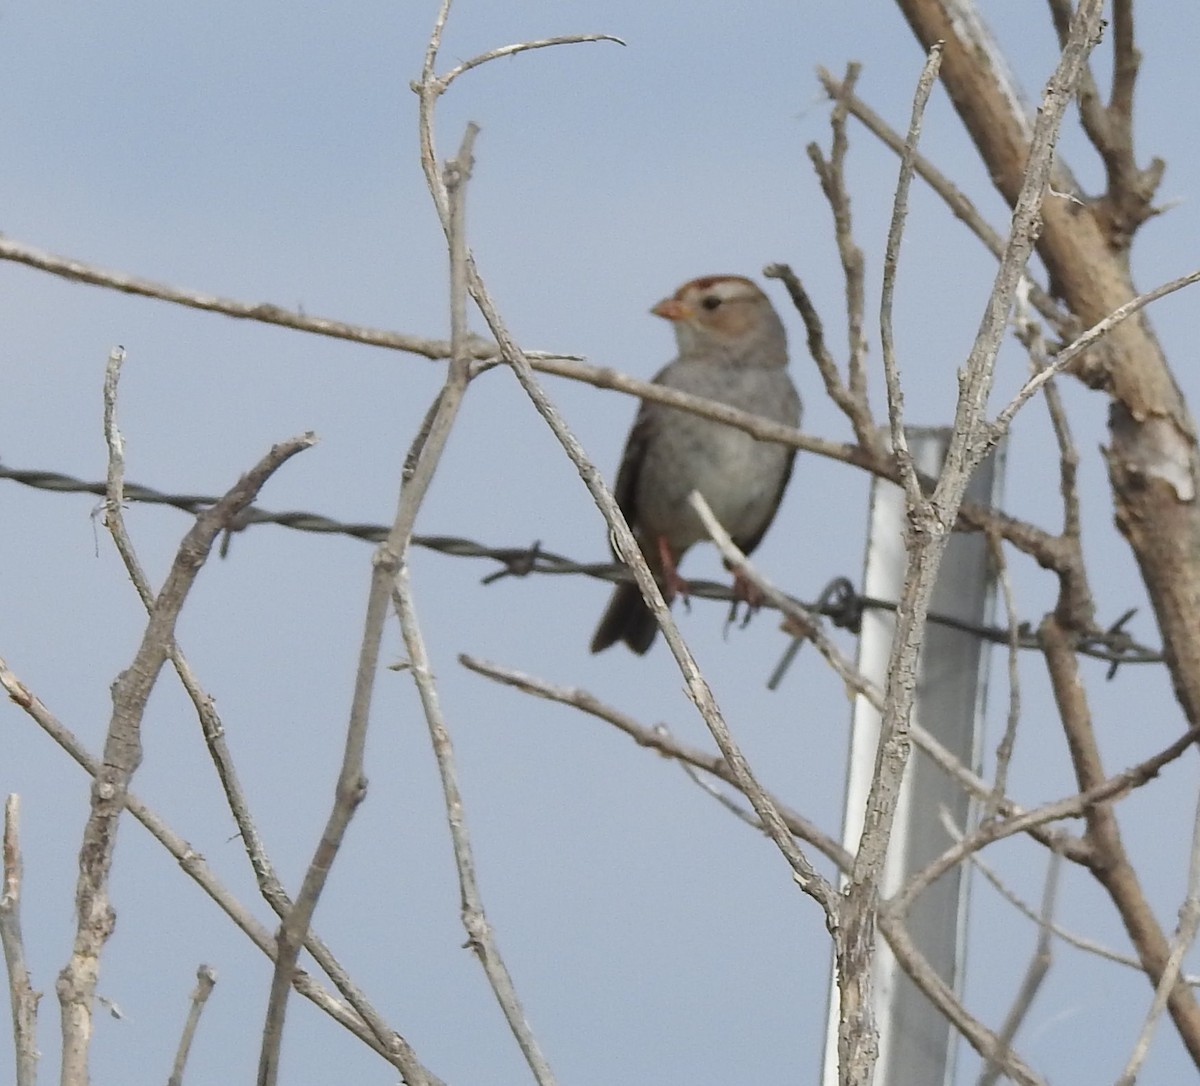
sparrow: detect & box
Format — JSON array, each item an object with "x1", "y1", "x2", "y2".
[{"x1": 590, "y1": 274, "x2": 801, "y2": 654}]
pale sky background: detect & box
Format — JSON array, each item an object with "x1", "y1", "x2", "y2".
[{"x1": 3, "y1": 2, "x2": 1200, "y2": 1084}]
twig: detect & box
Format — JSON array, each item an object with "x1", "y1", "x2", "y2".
[
  {"x1": 401, "y1": 114, "x2": 556, "y2": 1084},
  {"x1": 466, "y1": 293, "x2": 838, "y2": 914},
  {"x1": 815, "y1": 68, "x2": 1069, "y2": 333},
  {"x1": 249, "y1": 141, "x2": 483, "y2": 1086},
  {"x1": 415, "y1": 2, "x2": 838, "y2": 924},
  {"x1": 1040, "y1": 615, "x2": 1200, "y2": 1061},
  {"x1": 992, "y1": 268, "x2": 1200, "y2": 436},
  {"x1": 984, "y1": 531, "x2": 1022, "y2": 815},
  {"x1": 879, "y1": 42, "x2": 942, "y2": 505},
  {"x1": 977, "y1": 849, "x2": 1061, "y2": 1086},
  {"x1": 0, "y1": 235, "x2": 505, "y2": 361},
  {"x1": 1048, "y1": 0, "x2": 1164, "y2": 247},
  {"x1": 674, "y1": 757, "x2": 765, "y2": 831},
  {"x1": 167, "y1": 965, "x2": 217, "y2": 1086},
  {"x1": 93, "y1": 354, "x2": 408, "y2": 1062},
  {"x1": 57, "y1": 348, "x2": 313, "y2": 1086},
  {"x1": 149, "y1": 559, "x2": 414, "y2": 1056},
  {"x1": 1012, "y1": 285, "x2": 1099, "y2": 634},
  {"x1": 1012, "y1": 283, "x2": 1085, "y2": 543},
  {"x1": 1, "y1": 795, "x2": 38, "y2": 1086},
  {"x1": 1114, "y1": 774, "x2": 1200, "y2": 1085},
  {"x1": 0, "y1": 658, "x2": 436, "y2": 1077},
  {"x1": 436, "y1": 33, "x2": 624, "y2": 89},
  {"x1": 103, "y1": 356, "x2": 346, "y2": 1086},
  {"x1": 687, "y1": 491, "x2": 885, "y2": 711},
  {"x1": 458, "y1": 654, "x2": 852, "y2": 872},
  {"x1": 680, "y1": 495, "x2": 1114, "y2": 871},
  {"x1": 839, "y1": 14, "x2": 1105, "y2": 1082},
  {"x1": 791, "y1": 62, "x2": 874, "y2": 447},
  {"x1": 763, "y1": 262, "x2": 875, "y2": 448},
  {"x1": 397, "y1": 582, "x2": 557, "y2": 1085},
  {"x1": 896, "y1": 717, "x2": 1200, "y2": 915},
  {"x1": 876, "y1": 909, "x2": 1046, "y2": 1086},
  {"x1": 944, "y1": 813, "x2": 1200, "y2": 985},
  {"x1": 0, "y1": 238, "x2": 863, "y2": 466},
  {"x1": 819, "y1": 65, "x2": 870, "y2": 414}
]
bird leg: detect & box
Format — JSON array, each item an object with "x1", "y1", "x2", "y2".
[
  {"x1": 724, "y1": 563, "x2": 764, "y2": 630},
  {"x1": 656, "y1": 535, "x2": 690, "y2": 607}
]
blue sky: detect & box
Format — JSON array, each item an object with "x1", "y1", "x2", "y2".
[{"x1": 3, "y1": 2, "x2": 1200, "y2": 1083}]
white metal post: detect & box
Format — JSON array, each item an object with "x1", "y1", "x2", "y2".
[{"x1": 821, "y1": 427, "x2": 1005, "y2": 1086}]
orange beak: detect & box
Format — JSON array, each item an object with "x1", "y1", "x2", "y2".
[{"x1": 651, "y1": 298, "x2": 691, "y2": 322}]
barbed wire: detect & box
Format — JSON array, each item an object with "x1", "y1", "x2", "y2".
[{"x1": 1, "y1": 459, "x2": 1162, "y2": 672}]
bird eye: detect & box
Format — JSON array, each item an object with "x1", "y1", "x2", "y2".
[{"x1": 700, "y1": 295, "x2": 722, "y2": 311}]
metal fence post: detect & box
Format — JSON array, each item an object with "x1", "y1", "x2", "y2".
[{"x1": 821, "y1": 427, "x2": 1005, "y2": 1086}]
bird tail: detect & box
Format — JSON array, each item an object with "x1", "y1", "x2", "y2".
[{"x1": 590, "y1": 580, "x2": 662, "y2": 654}]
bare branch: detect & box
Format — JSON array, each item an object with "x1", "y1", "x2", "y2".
[
  {"x1": 58, "y1": 348, "x2": 313, "y2": 1086},
  {"x1": 944, "y1": 814, "x2": 1194, "y2": 981},
  {"x1": 688, "y1": 491, "x2": 885, "y2": 713},
  {"x1": 1115, "y1": 780, "x2": 1200, "y2": 1085},
  {"x1": 1040, "y1": 615, "x2": 1200, "y2": 1059},
  {"x1": 763, "y1": 262, "x2": 876, "y2": 447},
  {"x1": 1046, "y1": 0, "x2": 1112, "y2": 155},
  {"x1": 414, "y1": 5, "x2": 840, "y2": 923},
  {"x1": 167, "y1": 965, "x2": 217, "y2": 1086},
  {"x1": 905, "y1": 705, "x2": 1200, "y2": 926},
  {"x1": 815, "y1": 67, "x2": 1069, "y2": 333},
  {"x1": 976, "y1": 849, "x2": 1061, "y2": 1086},
  {"x1": 839, "y1": 13, "x2": 1106, "y2": 1082},
  {"x1": 1049, "y1": 0, "x2": 1164, "y2": 247},
  {"x1": 994, "y1": 268, "x2": 1200, "y2": 436},
  {"x1": 0, "y1": 236, "x2": 505, "y2": 362},
  {"x1": 877, "y1": 909, "x2": 1046, "y2": 1086},
  {"x1": 984, "y1": 531, "x2": 1022, "y2": 815},
  {"x1": 0, "y1": 659, "x2": 435, "y2": 1076},
  {"x1": 253, "y1": 129, "x2": 489, "y2": 1086},
  {"x1": 458, "y1": 653, "x2": 853, "y2": 872},
  {"x1": 396, "y1": 121, "x2": 556, "y2": 1084},
  {"x1": 397, "y1": 583, "x2": 556, "y2": 1085},
  {"x1": 880, "y1": 43, "x2": 942, "y2": 505},
  {"x1": 437, "y1": 34, "x2": 625, "y2": 90},
  {"x1": 801, "y1": 62, "x2": 873, "y2": 440},
  {"x1": 112, "y1": 494, "x2": 416, "y2": 1059},
  {"x1": 1, "y1": 795, "x2": 38, "y2": 1086}
]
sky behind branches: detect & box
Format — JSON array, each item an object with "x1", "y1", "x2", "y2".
[{"x1": 3, "y1": 3, "x2": 1200, "y2": 1083}]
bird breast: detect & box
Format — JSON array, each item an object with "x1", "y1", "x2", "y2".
[{"x1": 634, "y1": 362, "x2": 798, "y2": 551}]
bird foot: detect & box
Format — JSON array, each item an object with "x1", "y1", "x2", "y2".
[{"x1": 724, "y1": 568, "x2": 762, "y2": 633}]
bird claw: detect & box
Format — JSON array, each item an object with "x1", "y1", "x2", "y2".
[
  {"x1": 731, "y1": 568, "x2": 764, "y2": 610},
  {"x1": 667, "y1": 567, "x2": 692, "y2": 608},
  {"x1": 722, "y1": 568, "x2": 763, "y2": 636}
]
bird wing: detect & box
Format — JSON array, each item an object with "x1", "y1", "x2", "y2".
[
  {"x1": 734, "y1": 447, "x2": 796, "y2": 556},
  {"x1": 610, "y1": 402, "x2": 656, "y2": 541}
]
